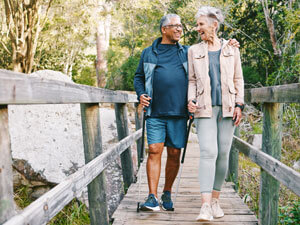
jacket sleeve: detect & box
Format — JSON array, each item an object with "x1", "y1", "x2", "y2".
[
  {"x1": 134, "y1": 50, "x2": 146, "y2": 101},
  {"x1": 233, "y1": 48, "x2": 244, "y2": 104},
  {"x1": 188, "y1": 47, "x2": 197, "y2": 102}
]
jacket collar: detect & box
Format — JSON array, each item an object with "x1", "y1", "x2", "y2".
[
  {"x1": 196, "y1": 39, "x2": 233, "y2": 57},
  {"x1": 152, "y1": 37, "x2": 183, "y2": 54}
]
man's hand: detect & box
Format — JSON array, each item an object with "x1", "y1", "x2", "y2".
[
  {"x1": 188, "y1": 100, "x2": 197, "y2": 113},
  {"x1": 233, "y1": 106, "x2": 242, "y2": 126},
  {"x1": 228, "y1": 38, "x2": 240, "y2": 48},
  {"x1": 140, "y1": 94, "x2": 151, "y2": 107}
]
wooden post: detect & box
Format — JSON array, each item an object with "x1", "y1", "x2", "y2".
[
  {"x1": 134, "y1": 103, "x2": 142, "y2": 168},
  {"x1": 0, "y1": 105, "x2": 15, "y2": 224},
  {"x1": 227, "y1": 127, "x2": 240, "y2": 190},
  {"x1": 80, "y1": 103, "x2": 109, "y2": 225},
  {"x1": 259, "y1": 103, "x2": 283, "y2": 225},
  {"x1": 115, "y1": 103, "x2": 134, "y2": 192}
]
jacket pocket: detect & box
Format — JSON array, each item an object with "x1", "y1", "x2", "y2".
[
  {"x1": 222, "y1": 48, "x2": 234, "y2": 57},
  {"x1": 228, "y1": 85, "x2": 236, "y2": 94},
  {"x1": 196, "y1": 85, "x2": 206, "y2": 108},
  {"x1": 228, "y1": 85, "x2": 236, "y2": 107}
]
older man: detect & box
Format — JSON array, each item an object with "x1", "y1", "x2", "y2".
[{"x1": 134, "y1": 14, "x2": 187, "y2": 211}]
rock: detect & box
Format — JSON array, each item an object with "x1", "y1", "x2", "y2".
[
  {"x1": 30, "y1": 70, "x2": 73, "y2": 83},
  {"x1": 9, "y1": 70, "x2": 138, "y2": 216},
  {"x1": 293, "y1": 160, "x2": 300, "y2": 170},
  {"x1": 247, "y1": 134, "x2": 262, "y2": 150}
]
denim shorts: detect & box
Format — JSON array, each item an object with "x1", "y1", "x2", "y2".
[{"x1": 146, "y1": 117, "x2": 187, "y2": 149}]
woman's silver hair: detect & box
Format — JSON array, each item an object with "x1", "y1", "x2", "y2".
[
  {"x1": 160, "y1": 14, "x2": 180, "y2": 34},
  {"x1": 195, "y1": 6, "x2": 224, "y2": 32}
]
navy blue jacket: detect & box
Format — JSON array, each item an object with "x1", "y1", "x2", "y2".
[{"x1": 134, "y1": 37, "x2": 189, "y2": 116}]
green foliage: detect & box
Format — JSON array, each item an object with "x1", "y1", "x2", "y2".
[
  {"x1": 73, "y1": 66, "x2": 96, "y2": 86},
  {"x1": 14, "y1": 185, "x2": 90, "y2": 225},
  {"x1": 14, "y1": 185, "x2": 34, "y2": 208},
  {"x1": 72, "y1": 55, "x2": 97, "y2": 86},
  {"x1": 242, "y1": 66, "x2": 264, "y2": 88},
  {"x1": 48, "y1": 199, "x2": 90, "y2": 225},
  {"x1": 119, "y1": 54, "x2": 141, "y2": 91},
  {"x1": 279, "y1": 200, "x2": 300, "y2": 225}
]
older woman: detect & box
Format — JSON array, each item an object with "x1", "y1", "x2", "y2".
[{"x1": 188, "y1": 6, "x2": 244, "y2": 221}]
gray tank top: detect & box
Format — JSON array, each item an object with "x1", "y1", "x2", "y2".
[{"x1": 208, "y1": 49, "x2": 222, "y2": 106}]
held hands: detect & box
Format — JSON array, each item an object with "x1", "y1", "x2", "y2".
[
  {"x1": 140, "y1": 94, "x2": 151, "y2": 108},
  {"x1": 233, "y1": 106, "x2": 242, "y2": 126},
  {"x1": 188, "y1": 100, "x2": 197, "y2": 113},
  {"x1": 228, "y1": 38, "x2": 240, "y2": 48}
]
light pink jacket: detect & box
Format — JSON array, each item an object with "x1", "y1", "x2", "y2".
[{"x1": 188, "y1": 39, "x2": 244, "y2": 118}]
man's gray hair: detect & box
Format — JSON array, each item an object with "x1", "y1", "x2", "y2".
[
  {"x1": 195, "y1": 6, "x2": 224, "y2": 32},
  {"x1": 160, "y1": 14, "x2": 180, "y2": 34}
]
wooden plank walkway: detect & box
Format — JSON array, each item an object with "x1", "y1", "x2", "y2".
[{"x1": 112, "y1": 134, "x2": 258, "y2": 225}]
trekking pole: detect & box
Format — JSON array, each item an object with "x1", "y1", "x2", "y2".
[
  {"x1": 137, "y1": 105, "x2": 147, "y2": 212},
  {"x1": 173, "y1": 100, "x2": 196, "y2": 209}
]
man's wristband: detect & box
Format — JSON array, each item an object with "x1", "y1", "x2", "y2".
[{"x1": 235, "y1": 103, "x2": 244, "y2": 111}]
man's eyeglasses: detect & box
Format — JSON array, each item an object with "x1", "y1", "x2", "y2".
[{"x1": 164, "y1": 24, "x2": 183, "y2": 29}]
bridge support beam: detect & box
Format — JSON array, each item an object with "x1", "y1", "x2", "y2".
[
  {"x1": 115, "y1": 103, "x2": 134, "y2": 192},
  {"x1": 259, "y1": 102, "x2": 283, "y2": 225},
  {"x1": 0, "y1": 105, "x2": 15, "y2": 224},
  {"x1": 81, "y1": 103, "x2": 109, "y2": 225}
]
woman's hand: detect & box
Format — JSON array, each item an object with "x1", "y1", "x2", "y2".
[
  {"x1": 188, "y1": 100, "x2": 197, "y2": 113},
  {"x1": 233, "y1": 106, "x2": 242, "y2": 126},
  {"x1": 139, "y1": 94, "x2": 151, "y2": 108}
]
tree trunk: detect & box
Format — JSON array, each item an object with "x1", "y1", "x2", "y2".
[
  {"x1": 4, "y1": 0, "x2": 52, "y2": 74},
  {"x1": 261, "y1": 0, "x2": 282, "y2": 56},
  {"x1": 95, "y1": 2, "x2": 111, "y2": 88}
]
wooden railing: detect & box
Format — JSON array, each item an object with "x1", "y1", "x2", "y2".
[
  {"x1": 228, "y1": 83, "x2": 300, "y2": 225},
  {"x1": 0, "y1": 70, "x2": 142, "y2": 225}
]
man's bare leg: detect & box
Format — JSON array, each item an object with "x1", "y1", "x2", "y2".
[
  {"x1": 147, "y1": 142, "x2": 164, "y2": 197},
  {"x1": 163, "y1": 147, "x2": 181, "y2": 192}
]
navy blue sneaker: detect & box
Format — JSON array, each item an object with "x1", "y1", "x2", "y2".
[
  {"x1": 140, "y1": 194, "x2": 160, "y2": 211},
  {"x1": 160, "y1": 191, "x2": 174, "y2": 211}
]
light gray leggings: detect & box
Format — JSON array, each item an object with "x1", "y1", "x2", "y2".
[{"x1": 195, "y1": 106, "x2": 235, "y2": 193}]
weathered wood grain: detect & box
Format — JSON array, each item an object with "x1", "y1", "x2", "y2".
[
  {"x1": 3, "y1": 130, "x2": 142, "y2": 225},
  {"x1": 113, "y1": 220, "x2": 258, "y2": 225},
  {"x1": 244, "y1": 83, "x2": 300, "y2": 103},
  {"x1": 112, "y1": 142, "x2": 258, "y2": 225},
  {"x1": 0, "y1": 69, "x2": 137, "y2": 104},
  {"x1": 259, "y1": 103, "x2": 282, "y2": 225},
  {"x1": 232, "y1": 136, "x2": 300, "y2": 196},
  {"x1": 0, "y1": 105, "x2": 15, "y2": 224},
  {"x1": 115, "y1": 103, "x2": 134, "y2": 192},
  {"x1": 81, "y1": 103, "x2": 109, "y2": 225}
]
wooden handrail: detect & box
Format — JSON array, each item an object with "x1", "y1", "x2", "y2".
[
  {"x1": 1, "y1": 69, "x2": 299, "y2": 225},
  {"x1": 4, "y1": 130, "x2": 142, "y2": 225},
  {"x1": 0, "y1": 69, "x2": 141, "y2": 225},
  {"x1": 232, "y1": 136, "x2": 300, "y2": 196},
  {"x1": 0, "y1": 70, "x2": 137, "y2": 104},
  {"x1": 245, "y1": 83, "x2": 300, "y2": 103},
  {"x1": 229, "y1": 84, "x2": 300, "y2": 225}
]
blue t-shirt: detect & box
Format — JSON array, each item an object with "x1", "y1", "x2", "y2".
[{"x1": 151, "y1": 44, "x2": 187, "y2": 117}]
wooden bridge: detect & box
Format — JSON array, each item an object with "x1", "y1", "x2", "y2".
[
  {"x1": 0, "y1": 70, "x2": 299, "y2": 225},
  {"x1": 112, "y1": 137, "x2": 258, "y2": 225}
]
